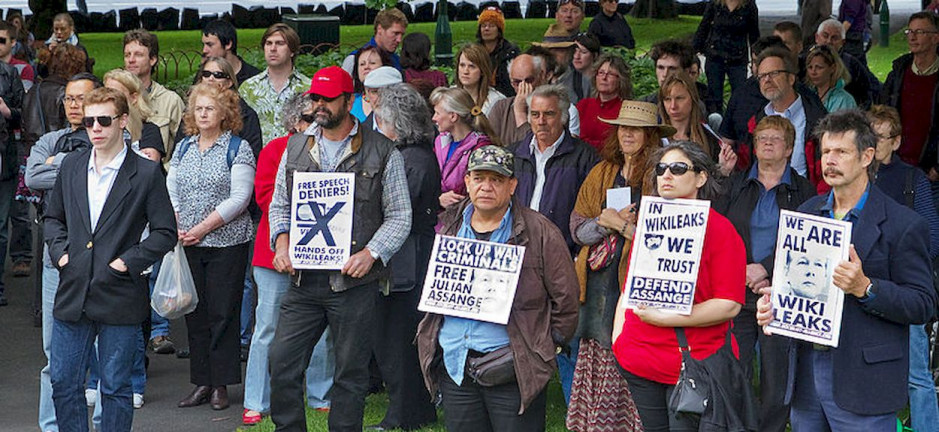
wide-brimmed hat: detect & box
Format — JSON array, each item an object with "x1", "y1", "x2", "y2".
[
  {"x1": 599, "y1": 101, "x2": 677, "y2": 136},
  {"x1": 532, "y1": 24, "x2": 576, "y2": 49}
]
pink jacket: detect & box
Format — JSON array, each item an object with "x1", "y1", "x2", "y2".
[{"x1": 433, "y1": 131, "x2": 492, "y2": 196}]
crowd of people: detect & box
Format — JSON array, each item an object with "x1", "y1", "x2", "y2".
[{"x1": 2, "y1": 0, "x2": 939, "y2": 431}]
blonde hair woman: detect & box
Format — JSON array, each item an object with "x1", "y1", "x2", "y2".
[{"x1": 103, "y1": 69, "x2": 163, "y2": 161}]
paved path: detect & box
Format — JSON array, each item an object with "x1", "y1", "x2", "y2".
[{"x1": 0, "y1": 263, "x2": 246, "y2": 432}]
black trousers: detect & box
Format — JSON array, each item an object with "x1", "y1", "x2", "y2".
[
  {"x1": 183, "y1": 243, "x2": 248, "y2": 387},
  {"x1": 733, "y1": 301, "x2": 790, "y2": 432},
  {"x1": 269, "y1": 272, "x2": 378, "y2": 432},
  {"x1": 438, "y1": 366, "x2": 546, "y2": 432},
  {"x1": 372, "y1": 288, "x2": 437, "y2": 429},
  {"x1": 619, "y1": 368, "x2": 699, "y2": 432}
]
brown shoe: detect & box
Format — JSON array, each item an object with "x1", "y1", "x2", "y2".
[
  {"x1": 210, "y1": 386, "x2": 229, "y2": 410},
  {"x1": 178, "y1": 386, "x2": 211, "y2": 408},
  {"x1": 12, "y1": 261, "x2": 30, "y2": 277}
]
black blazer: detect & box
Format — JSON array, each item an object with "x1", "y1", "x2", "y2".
[
  {"x1": 784, "y1": 185, "x2": 937, "y2": 414},
  {"x1": 44, "y1": 147, "x2": 177, "y2": 325}
]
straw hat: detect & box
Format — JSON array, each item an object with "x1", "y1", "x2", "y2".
[
  {"x1": 532, "y1": 24, "x2": 576, "y2": 49},
  {"x1": 599, "y1": 101, "x2": 677, "y2": 136}
]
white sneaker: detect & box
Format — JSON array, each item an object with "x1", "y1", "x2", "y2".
[
  {"x1": 85, "y1": 389, "x2": 97, "y2": 407},
  {"x1": 133, "y1": 393, "x2": 144, "y2": 409}
]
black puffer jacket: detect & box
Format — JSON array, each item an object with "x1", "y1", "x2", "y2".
[
  {"x1": 487, "y1": 38, "x2": 520, "y2": 97},
  {"x1": 693, "y1": 0, "x2": 761, "y2": 66}
]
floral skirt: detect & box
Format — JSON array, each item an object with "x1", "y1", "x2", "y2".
[{"x1": 566, "y1": 338, "x2": 643, "y2": 432}]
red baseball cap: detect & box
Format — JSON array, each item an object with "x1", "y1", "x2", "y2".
[{"x1": 305, "y1": 66, "x2": 354, "y2": 98}]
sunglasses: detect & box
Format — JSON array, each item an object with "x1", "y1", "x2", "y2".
[
  {"x1": 655, "y1": 162, "x2": 698, "y2": 176},
  {"x1": 309, "y1": 93, "x2": 341, "y2": 103},
  {"x1": 200, "y1": 70, "x2": 230, "y2": 80},
  {"x1": 82, "y1": 115, "x2": 120, "y2": 128},
  {"x1": 0, "y1": 37, "x2": 7, "y2": 44},
  {"x1": 300, "y1": 113, "x2": 317, "y2": 123}
]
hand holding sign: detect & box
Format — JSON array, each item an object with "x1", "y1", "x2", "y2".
[
  {"x1": 633, "y1": 305, "x2": 671, "y2": 327},
  {"x1": 273, "y1": 234, "x2": 295, "y2": 275},
  {"x1": 832, "y1": 245, "x2": 870, "y2": 298},
  {"x1": 756, "y1": 286, "x2": 774, "y2": 335}
]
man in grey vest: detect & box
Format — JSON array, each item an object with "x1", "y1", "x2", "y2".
[{"x1": 267, "y1": 65, "x2": 412, "y2": 432}]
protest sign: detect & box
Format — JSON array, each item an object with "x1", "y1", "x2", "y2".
[
  {"x1": 622, "y1": 196, "x2": 710, "y2": 315},
  {"x1": 768, "y1": 210, "x2": 850, "y2": 347},
  {"x1": 289, "y1": 172, "x2": 355, "y2": 270},
  {"x1": 418, "y1": 235, "x2": 526, "y2": 325}
]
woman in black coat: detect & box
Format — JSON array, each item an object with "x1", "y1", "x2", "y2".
[
  {"x1": 693, "y1": 0, "x2": 760, "y2": 115},
  {"x1": 370, "y1": 83, "x2": 441, "y2": 430}
]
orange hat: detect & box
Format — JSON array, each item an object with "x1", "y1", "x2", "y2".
[{"x1": 478, "y1": 7, "x2": 505, "y2": 33}]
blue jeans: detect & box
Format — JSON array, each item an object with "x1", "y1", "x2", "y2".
[
  {"x1": 148, "y1": 259, "x2": 169, "y2": 339},
  {"x1": 39, "y1": 249, "x2": 59, "y2": 432},
  {"x1": 244, "y1": 267, "x2": 334, "y2": 412},
  {"x1": 909, "y1": 324, "x2": 939, "y2": 432},
  {"x1": 50, "y1": 317, "x2": 138, "y2": 432},
  {"x1": 556, "y1": 338, "x2": 579, "y2": 405},
  {"x1": 86, "y1": 326, "x2": 147, "y2": 394},
  {"x1": 241, "y1": 244, "x2": 256, "y2": 346}
]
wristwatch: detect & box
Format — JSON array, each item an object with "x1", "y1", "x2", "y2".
[{"x1": 860, "y1": 280, "x2": 874, "y2": 300}]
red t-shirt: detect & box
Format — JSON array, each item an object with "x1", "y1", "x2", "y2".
[
  {"x1": 613, "y1": 208, "x2": 746, "y2": 384},
  {"x1": 576, "y1": 96, "x2": 622, "y2": 153},
  {"x1": 9, "y1": 57, "x2": 34, "y2": 87},
  {"x1": 252, "y1": 135, "x2": 290, "y2": 269}
]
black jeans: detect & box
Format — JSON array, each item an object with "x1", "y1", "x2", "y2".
[
  {"x1": 372, "y1": 288, "x2": 437, "y2": 429},
  {"x1": 619, "y1": 368, "x2": 699, "y2": 432},
  {"x1": 184, "y1": 243, "x2": 248, "y2": 386},
  {"x1": 704, "y1": 58, "x2": 748, "y2": 115},
  {"x1": 733, "y1": 301, "x2": 791, "y2": 432},
  {"x1": 269, "y1": 272, "x2": 378, "y2": 432},
  {"x1": 438, "y1": 366, "x2": 546, "y2": 432}
]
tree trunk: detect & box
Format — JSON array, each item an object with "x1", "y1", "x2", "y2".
[
  {"x1": 28, "y1": 0, "x2": 67, "y2": 41},
  {"x1": 629, "y1": 0, "x2": 678, "y2": 19}
]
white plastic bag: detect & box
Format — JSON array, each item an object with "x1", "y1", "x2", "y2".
[{"x1": 151, "y1": 242, "x2": 198, "y2": 319}]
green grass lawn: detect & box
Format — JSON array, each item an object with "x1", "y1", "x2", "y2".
[
  {"x1": 81, "y1": 16, "x2": 703, "y2": 80},
  {"x1": 239, "y1": 375, "x2": 569, "y2": 431}
]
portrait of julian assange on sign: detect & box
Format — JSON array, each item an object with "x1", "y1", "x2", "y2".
[
  {"x1": 289, "y1": 172, "x2": 355, "y2": 270},
  {"x1": 418, "y1": 235, "x2": 526, "y2": 325},
  {"x1": 768, "y1": 210, "x2": 851, "y2": 347},
  {"x1": 622, "y1": 196, "x2": 709, "y2": 315}
]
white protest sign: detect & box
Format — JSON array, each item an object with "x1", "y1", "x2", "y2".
[
  {"x1": 622, "y1": 196, "x2": 710, "y2": 315},
  {"x1": 606, "y1": 187, "x2": 632, "y2": 210},
  {"x1": 768, "y1": 210, "x2": 850, "y2": 347},
  {"x1": 289, "y1": 172, "x2": 355, "y2": 270},
  {"x1": 418, "y1": 235, "x2": 526, "y2": 325}
]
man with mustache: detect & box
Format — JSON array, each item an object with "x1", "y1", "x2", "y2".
[
  {"x1": 267, "y1": 66, "x2": 411, "y2": 431},
  {"x1": 757, "y1": 109, "x2": 937, "y2": 430},
  {"x1": 746, "y1": 46, "x2": 827, "y2": 191}
]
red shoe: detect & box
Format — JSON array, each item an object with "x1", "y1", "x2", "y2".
[
  {"x1": 243, "y1": 409, "x2": 263, "y2": 426},
  {"x1": 314, "y1": 406, "x2": 330, "y2": 413}
]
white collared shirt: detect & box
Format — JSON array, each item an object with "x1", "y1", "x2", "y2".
[
  {"x1": 528, "y1": 133, "x2": 565, "y2": 212},
  {"x1": 87, "y1": 145, "x2": 128, "y2": 231}
]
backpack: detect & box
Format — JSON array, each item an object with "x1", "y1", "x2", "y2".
[{"x1": 176, "y1": 135, "x2": 242, "y2": 168}]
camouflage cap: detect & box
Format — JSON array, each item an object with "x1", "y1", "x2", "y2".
[{"x1": 467, "y1": 145, "x2": 514, "y2": 177}]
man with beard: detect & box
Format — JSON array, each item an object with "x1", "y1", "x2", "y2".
[
  {"x1": 267, "y1": 66, "x2": 411, "y2": 431},
  {"x1": 747, "y1": 47, "x2": 827, "y2": 191}
]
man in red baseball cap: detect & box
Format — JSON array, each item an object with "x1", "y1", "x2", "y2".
[{"x1": 268, "y1": 64, "x2": 413, "y2": 431}]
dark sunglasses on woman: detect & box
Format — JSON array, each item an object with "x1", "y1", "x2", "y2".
[
  {"x1": 201, "y1": 70, "x2": 230, "y2": 80},
  {"x1": 655, "y1": 162, "x2": 698, "y2": 176}
]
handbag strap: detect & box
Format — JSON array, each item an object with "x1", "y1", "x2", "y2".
[{"x1": 674, "y1": 325, "x2": 733, "y2": 354}]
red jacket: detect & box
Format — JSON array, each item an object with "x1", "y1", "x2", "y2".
[{"x1": 252, "y1": 135, "x2": 290, "y2": 269}]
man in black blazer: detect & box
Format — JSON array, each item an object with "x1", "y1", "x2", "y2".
[
  {"x1": 44, "y1": 87, "x2": 176, "y2": 431},
  {"x1": 757, "y1": 109, "x2": 937, "y2": 430}
]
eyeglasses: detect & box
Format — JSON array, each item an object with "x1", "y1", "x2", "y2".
[
  {"x1": 309, "y1": 93, "x2": 341, "y2": 103},
  {"x1": 757, "y1": 70, "x2": 790, "y2": 81},
  {"x1": 300, "y1": 113, "x2": 317, "y2": 123},
  {"x1": 510, "y1": 77, "x2": 536, "y2": 87},
  {"x1": 755, "y1": 134, "x2": 786, "y2": 143},
  {"x1": 0, "y1": 37, "x2": 7, "y2": 45},
  {"x1": 655, "y1": 162, "x2": 698, "y2": 176},
  {"x1": 596, "y1": 70, "x2": 620, "y2": 79},
  {"x1": 81, "y1": 115, "x2": 120, "y2": 128},
  {"x1": 200, "y1": 70, "x2": 230, "y2": 80},
  {"x1": 905, "y1": 29, "x2": 939, "y2": 36},
  {"x1": 64, "y1": 95, "x2": 84, "y2": 105}
]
